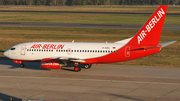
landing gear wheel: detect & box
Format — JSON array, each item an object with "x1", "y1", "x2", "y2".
[
  {"x1": 74, "y1": 66, "x2": 81, "y2": 72},
  {"x1": 20, "y1": 63, "x2": 24, "y2": 68},
  {"x1": 84, "y1": 64, "x2": 91, "y2": 69}
]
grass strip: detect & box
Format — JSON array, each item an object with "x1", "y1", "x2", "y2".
[
  {"x1": 0, "y1": 5, "x2": 180, "y2": 14},
  {"x1": 0, "y1": 12, "x2": 179, "y2": 25}
]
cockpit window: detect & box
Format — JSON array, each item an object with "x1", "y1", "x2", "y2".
[{"x1": 10, "y1": 48, "x2": 16, "y2": 50}]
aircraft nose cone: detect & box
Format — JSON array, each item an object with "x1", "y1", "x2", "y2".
[{"x1": 3, "y1": 51, "x2": 9, "y2": 57}]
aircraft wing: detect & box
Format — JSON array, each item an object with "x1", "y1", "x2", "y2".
[
  {"x1": 46, "y1": 55, "x2": 98, "y2": 64},
  {"x1": 58, "y1": 57, "x2": 87, "y2": 62},
  {"x1": 48, "y1": 56, "x2": 87, "y2": 63},
  {"x1": 159, "y1": 41, "x2": 177, "y2": 47}
]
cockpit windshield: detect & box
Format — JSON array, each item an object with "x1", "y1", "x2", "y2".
[{"x1": 10, "y1": 48, "x2": 16, "y2": 50}]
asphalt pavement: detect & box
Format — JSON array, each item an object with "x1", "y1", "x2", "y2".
[
  {"x1": 0, "y1": 60, "x2": 180, "y2": 101},
  {"x1": 0, "y1": 22, "x2": 179, "y2": 31},
  {"x1": 0, "y1": 10, "x2": 180, "y2": 15}
]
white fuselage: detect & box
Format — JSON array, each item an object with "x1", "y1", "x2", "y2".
[{"x1": 4, "y1": 42, "x2": 126, "y2": 61}]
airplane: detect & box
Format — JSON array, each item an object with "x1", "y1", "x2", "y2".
[{"x1": 3, "y1": 5, "x2": 176, "y2": 72}]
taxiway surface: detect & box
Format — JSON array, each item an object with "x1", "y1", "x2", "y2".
[
  {"x1": 0, "y1": 60, "x2": 180, "y2": 101},
  {"x1": 0, "y1": 10, "x2": 180, "y2": 15},
  {"x1": 0, "y1": 22, "x2": 180, "y2": 31}
]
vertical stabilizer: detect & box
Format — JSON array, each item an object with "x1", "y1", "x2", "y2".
[{"x1": 127, "y1": 5, "x2": 168, "y2": 46}]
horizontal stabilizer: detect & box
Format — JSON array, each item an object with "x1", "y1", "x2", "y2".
[{"x1": 159, "y1": 41, "x2": 177, "y2": 47}]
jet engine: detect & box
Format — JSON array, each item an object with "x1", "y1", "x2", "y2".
[{"x1": 41, "y1": 58, "x2": 64, "y2": 69}]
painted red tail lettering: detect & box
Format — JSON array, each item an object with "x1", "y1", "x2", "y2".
[
  {"x1": 137, "y1": 7, "x2": 166, "y2": 44},
  {"x1": 127, "y1": 6, "x2": 167, "y2": 46}
]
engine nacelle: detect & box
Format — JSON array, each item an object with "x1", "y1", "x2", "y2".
[{"x1": 41, "y1": 58, "x2": 62, "y2": 69}]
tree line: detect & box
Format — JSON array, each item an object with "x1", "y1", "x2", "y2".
[{"x1": 1, "y1": 0, "x2": 180, "y2": 5}]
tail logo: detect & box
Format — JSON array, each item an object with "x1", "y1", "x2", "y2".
[{"x1": 137, "y1": 8, "x2": 165, "y2": 44}]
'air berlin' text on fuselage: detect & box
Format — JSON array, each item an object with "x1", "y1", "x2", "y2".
[
  {"x1": 137, "y1": 8, "x2": 165, "y2": 44},
  {"x1": 30, "y1": 44, "x2": 65, "y2": 49}
]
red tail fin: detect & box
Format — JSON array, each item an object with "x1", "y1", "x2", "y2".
[{"x1": 127, "y1": 5, "x2": 168, "y2": 46}]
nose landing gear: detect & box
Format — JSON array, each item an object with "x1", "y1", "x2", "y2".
[
  {"x1": 13, "y1": 60, "x2": 25, "y2": 68},
  {"x1": 20, "y1": 63, "x2": 24, "y2": 68}
]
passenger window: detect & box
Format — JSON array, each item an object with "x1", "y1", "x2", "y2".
[
  {"x1": 74, "y1": 50, "x2": 76, "y2": 52},
  {"x1": 82, "y1": 50, "x2": 84, "y2": 52},
  {"x1": 77, "y1": 50, "x2": 79, "y2": 52}
]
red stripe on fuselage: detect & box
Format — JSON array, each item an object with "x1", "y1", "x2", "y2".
[{"x1": 84, "y1": 45, "x2": 162, "y2": 64}]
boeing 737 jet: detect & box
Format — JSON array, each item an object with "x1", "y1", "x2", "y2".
[{"x1": 3, "y1": 5, "x2": 176, "y2": 72}]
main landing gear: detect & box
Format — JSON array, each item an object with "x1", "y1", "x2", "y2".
[
  {"x1": 74, "y1": 64, "x2": 92, "y2": 72},
  {"x1": 84, "y1": 64, "x2": 92, "y2": 69},
  {"x1": 74, "y1": 65, "x2": 81, "y2": 72}
]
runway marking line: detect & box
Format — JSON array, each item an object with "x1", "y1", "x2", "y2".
[{"x1": 0, "y1": 75, "x2": 180, "y2": 85}]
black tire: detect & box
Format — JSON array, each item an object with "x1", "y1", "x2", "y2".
[
  {"x1": 74, "y1": 66, "x2": 78, "y2": 72},
  {"x1": 78, "y1": 66, "x2": 81, "y2": 71},
  {"x1": 20, "y1": 64, "x2": 24, "y2": 68},
  {"x1": 84, "y1": 64, "x2": 91, "y2": 69},
  {"x1": 74, "y1": 66, "x2": 81, "y2": 72}
]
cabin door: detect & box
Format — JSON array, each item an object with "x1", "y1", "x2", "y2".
[
  {"x1": 21, "y1": 44, "x2": 26, "y2": 55},
  {"x1": 125, "y1": 46, "x2": 130, "y2": 57}
]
